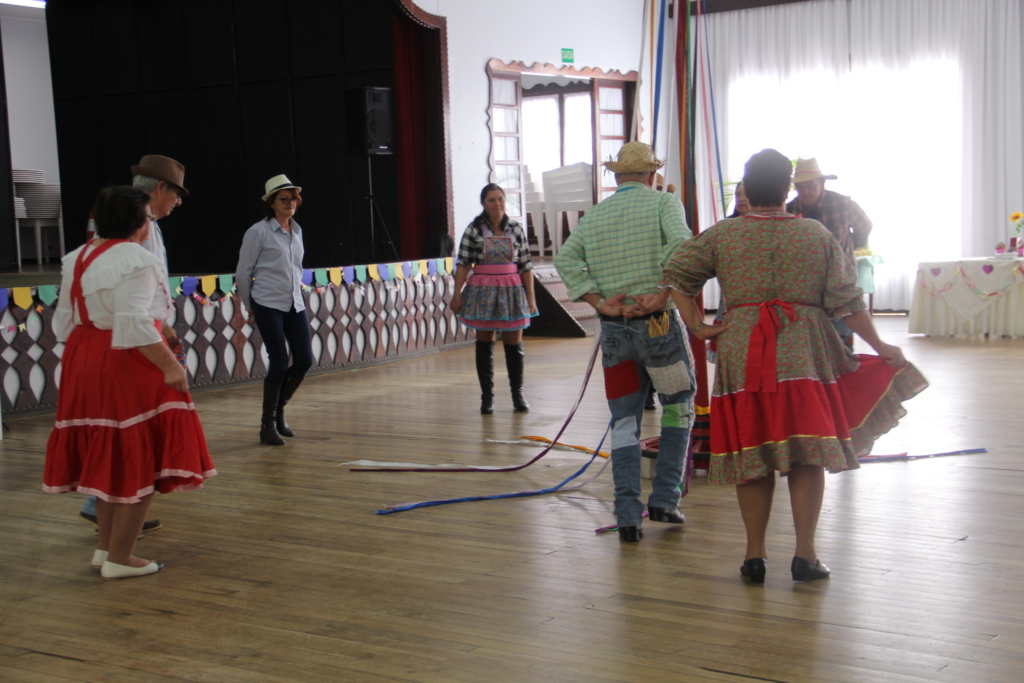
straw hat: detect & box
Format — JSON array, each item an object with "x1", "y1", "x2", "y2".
[
  {"x1": 262, "y1": 174, "x2": 302, "y2": 202},
  {"x1": 791, "y1": 158, "x2": 837, "y2": 185},
  {"x1": 130, "y1": 154, "x2": 189, "y2": 196},
  {"x1": 603, "y1": 142, "x2": 664, "y2": 174}
]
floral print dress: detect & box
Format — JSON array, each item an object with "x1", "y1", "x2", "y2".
[{"x1": 660, "y1": 214, "x2": 927, "y2": 484}]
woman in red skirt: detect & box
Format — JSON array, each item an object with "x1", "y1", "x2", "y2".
[
  {"x1": 660, "y1": 149, "x2": 927, "y2": 584},
  {"x1": 44, "y1": 186, "x2": 215, "y2": 580}
]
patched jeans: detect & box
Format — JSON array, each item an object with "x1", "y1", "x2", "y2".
[{"x1": 599, "y1": 313, "x2": 695, "y2": 527}]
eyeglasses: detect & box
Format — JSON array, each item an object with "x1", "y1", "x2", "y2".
[{"x1": 278, "y1": 196, "x2": 298, "y2": 204}]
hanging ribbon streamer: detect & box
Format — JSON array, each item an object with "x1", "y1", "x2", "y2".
[
  {"x1": 349, "y1": 334, "x2": 601, "y2": 473},
  {"x1": 700, "y1": 0, "x2": 727, "y2": 219},
  {"x1": 651, "y1": 0, "x2": 668, "y2": 150}
]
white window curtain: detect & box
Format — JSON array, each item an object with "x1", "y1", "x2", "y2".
[{"x1": 689, "y1": 0, "x2": 1023, "y2": 311}]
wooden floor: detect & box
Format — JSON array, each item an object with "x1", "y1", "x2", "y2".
[{"x1": 1, "y1": 316, "x2": 1022, "y2": 683}]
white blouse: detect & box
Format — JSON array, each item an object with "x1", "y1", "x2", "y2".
[{"x1": 53, "y1": 241, "x2": 172, "y2": 348}]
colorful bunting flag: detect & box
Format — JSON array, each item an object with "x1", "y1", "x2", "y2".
[
  {"x1": 169, "y1": 276, "x2": 182, "y2": 294},
  {"x1": 218, "y1": 274, "x2": 234, "y2": 294},
  {"x1": 344, "y1": 266, "x2": 355, "y2": 284},
  {"x1": 302, "y1": 269, "x2": 313, "y2": 285},
  {"x1": 12, "y1": 287, "x2": 33, "y2": 310},
  {"x1": 36, "y1": 285, "x2": 58, "y2": 306},
  {"x1": 201, "y1": 275, "x2": 217, "y2": 296},
  {"x1": 0, "y1": 288, "x2": 8, "y2": 311},
  {"x1": 329, "y1": 267, "x2": 342, "y2": 286},
  {"x1": 181, "y1": 277, "x2": 197, "y2": 297},
  {"x1": 315, "y1": 268, "x2": 328, "y2": 286},
  {"x1": 368, "y1": 264, "x2": 380, "y2": 280},
  {"x1": 355, "y1": 265, "x2": 367, "y2": 283},
  {"x1": 419, "y1": 260, "x2": 429, "y2": 277}
]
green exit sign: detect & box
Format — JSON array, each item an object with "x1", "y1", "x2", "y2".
[{"x1": 561, "y1": 48, "x2": 574, "y2": 64}]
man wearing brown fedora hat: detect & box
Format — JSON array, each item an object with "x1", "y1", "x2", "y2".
[
  {"x1": 130, "y1": 155, "x2": 189, "y2": 271},
  {"x1": 78, "y1": 154, "x2": 189, "y2": 534},
  {"x1": 555, "y1": 141, "x2": 711, "y2": 543}
]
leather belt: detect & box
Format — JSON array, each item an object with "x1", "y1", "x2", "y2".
[{"x1": 598, "y1": 310, "x2": 665, "y2": 322}]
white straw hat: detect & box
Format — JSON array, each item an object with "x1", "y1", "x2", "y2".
[{"x1": 262, "y1": 174, "x2": 302, "y2": 202}]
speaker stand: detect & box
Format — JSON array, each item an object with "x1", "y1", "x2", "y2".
[{"x1": 364, "y1": 157, "x2": 400, "y2": 263}]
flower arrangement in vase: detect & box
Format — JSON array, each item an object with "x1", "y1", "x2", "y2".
[{"x1": 1011, "y1": 212, "x2": 1024, "y2": 256}]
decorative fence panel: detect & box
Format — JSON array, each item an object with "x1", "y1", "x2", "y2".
[{"x1": 0, "y1": 259, "x2": 470, "y2": 415}]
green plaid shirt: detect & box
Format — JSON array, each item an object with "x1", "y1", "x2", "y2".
[{"x1": 555, "y1": 182, "x2": 690, "y2": 304}]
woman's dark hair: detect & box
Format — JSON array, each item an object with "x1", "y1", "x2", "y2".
[
  {"x1": 742, "y1": 149, "x2": 792, "y2": 207},
  {"x1": 474, "y1": 183, "x2": 508, "y2": 230},
  {"x1": 264, "y1": 188, "x2": 303, "y2": 219},
  {"x1": 92, "y1": 186, "x2": 150, "y2": 239},
  {"x1": 728, "y1": 181, "x2": 745, "y2": 218}
]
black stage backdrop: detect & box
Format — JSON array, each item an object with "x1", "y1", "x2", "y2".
[{"x1": 46, "y1": 0, "x2": 407, "y2": 274}]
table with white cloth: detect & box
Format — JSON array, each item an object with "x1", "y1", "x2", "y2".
[{"x1": 909, "y1": 257, "x2": 1024, "y2": 337}]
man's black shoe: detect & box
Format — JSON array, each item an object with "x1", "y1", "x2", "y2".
[{"x1": 617, "y1": 525, "x2": 643, "y2": 542}]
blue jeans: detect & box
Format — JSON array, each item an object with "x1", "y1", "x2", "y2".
[
  {"x1": 251, "y1": 300, "x2": 314, "y2": 385},
  {"x1": 599, "y1": 313, "x2": 695, "y2": 527}
]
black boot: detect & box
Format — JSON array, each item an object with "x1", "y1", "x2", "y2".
[
  {"x1": 504, "y1": 342, "x2": 529, "y2": 412},
  {"x1": 276, "y1": 374, "x2": 304, "y2": 437},
  {"x1": 260, "y1": 382, "x2": 285, "y2": 446},
  {"x1": 476, "y1": 341, "x2": 495, "y2": 414}
]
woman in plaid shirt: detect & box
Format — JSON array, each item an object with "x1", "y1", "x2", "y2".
[{"x1": 450, "y1": 184, "x2": 537, "y2": 414}]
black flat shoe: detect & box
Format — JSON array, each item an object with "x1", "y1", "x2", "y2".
[
  {"x1": 791, "y1": 556, "x2": 831, "y2": 582},
  {"x1": 617, "y1": 526, "x2": 643, "y2": 542},
  {"x1": 740, "y1": 558, "x2": 767, "y2": 584},
  {"x1": 81, "y1": 511, "x2": 160, "y2": 534},
  {"x1": 647, "y1": 505, "x2": 685, "y2": 524}
]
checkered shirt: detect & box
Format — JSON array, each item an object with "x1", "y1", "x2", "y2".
[
  {"x1": 786, "y1": 189, "x2": 872, "y2": 263},
  {"x1": 554, "y1": 182, "x2": 690, "y2": 304}
]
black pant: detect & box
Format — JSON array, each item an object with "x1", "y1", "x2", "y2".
[{"x1": 251, "y1": 300, "x2": 314, "y2": 384}]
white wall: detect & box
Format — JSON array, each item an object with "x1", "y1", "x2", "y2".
[
  {"x1": 411, "y1": 0, "x2": 644, "y2": 240},
  {"x1": 1, "y1": 6, "x2": 59, "y2": 183}
]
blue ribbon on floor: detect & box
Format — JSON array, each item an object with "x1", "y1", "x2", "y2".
[{"x1": 375, "y1": 420, "x2": 612, "y2": 515}]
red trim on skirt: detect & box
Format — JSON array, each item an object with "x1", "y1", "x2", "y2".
[
  {"x1": 710, "y1": 354, "x2": 903, "y2": 457},
  {"x1": 43, "y1": 326, "x2": 215, "y2": 503}
]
